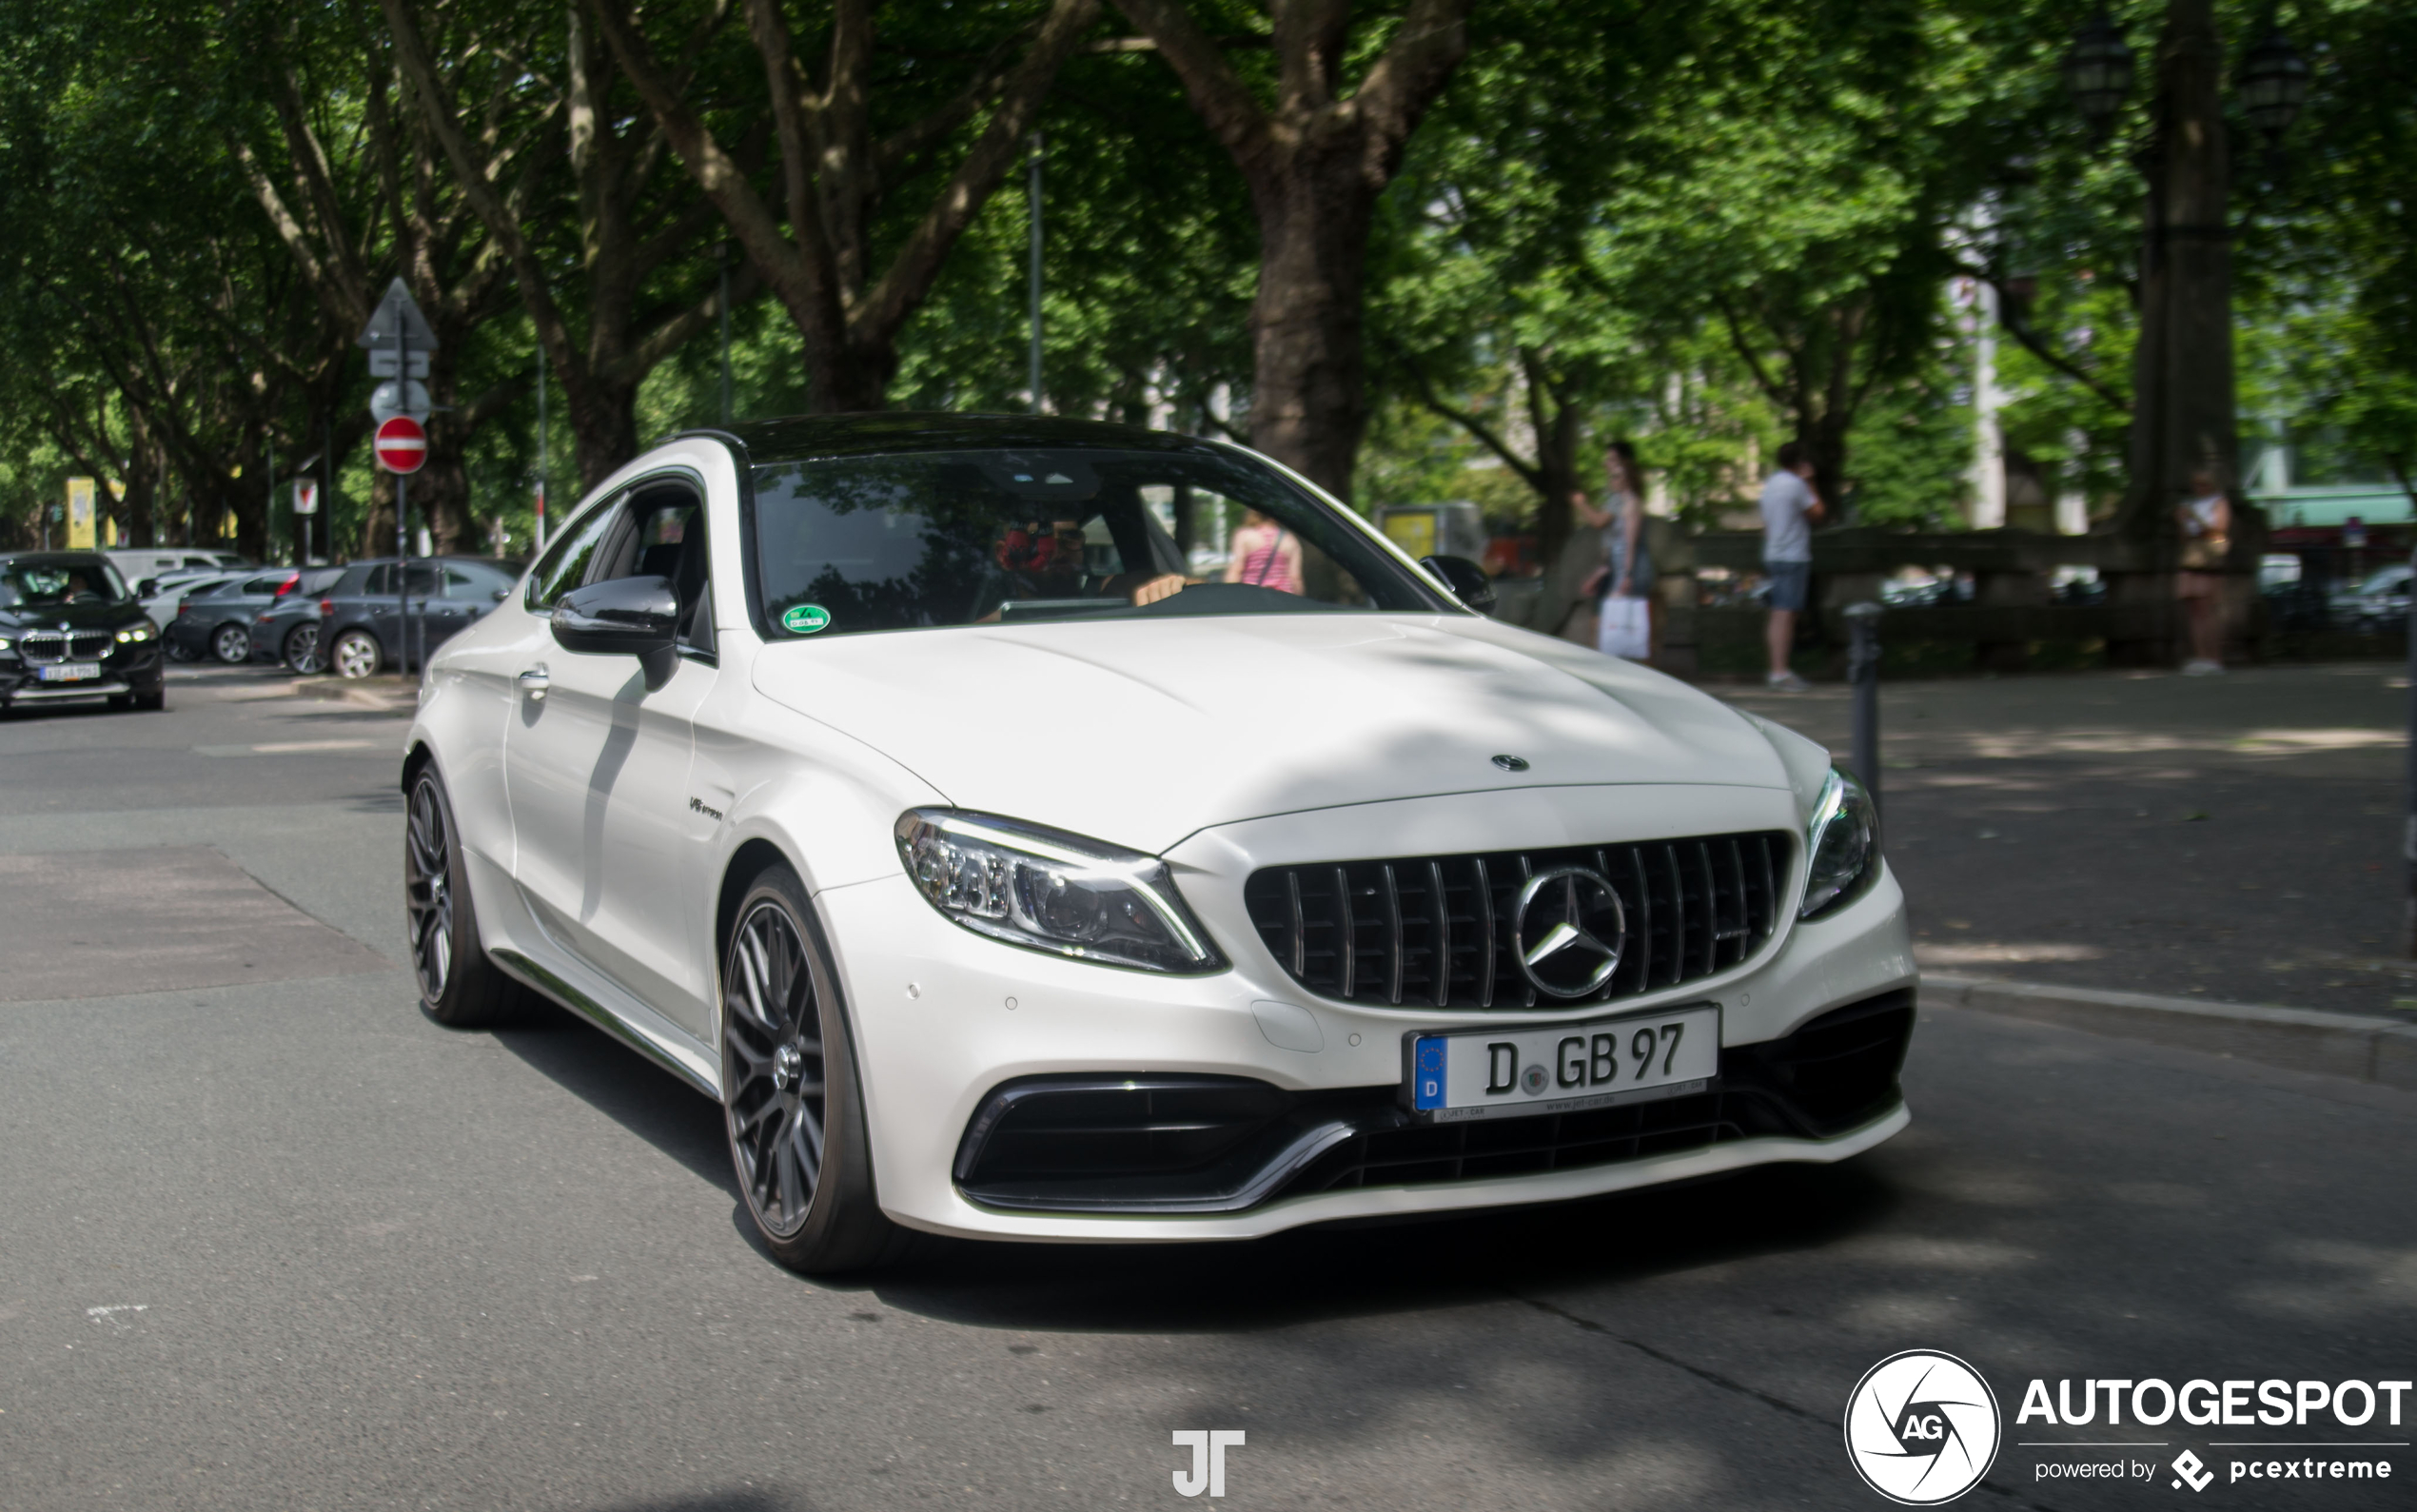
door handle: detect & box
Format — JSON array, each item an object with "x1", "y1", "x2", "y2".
[{"x1": 517, "y1": 667, "x2": 550, "y2": 700}]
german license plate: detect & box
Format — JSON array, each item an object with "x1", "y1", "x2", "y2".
[
  {"x1": 38, "y1": 663, "x2": 100, "y2": 681},
  {"x1": 1405, "y1": 1004, "x2": 1719, "y2": 1123}
]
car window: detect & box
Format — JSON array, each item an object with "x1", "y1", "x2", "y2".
[
  {"x1": 526, "y1": 497, "x2": 623, "y2": 612},
  {"x1": 747, "y1": 446, "x2": 1438, "y2": 639},
  {"x1": 360, "y1": 565, "x2": 392, "y2": 596},
  {"x1": 443, "y1": 564, "x2": 507, "y2": 598},
  {"x1": 244, "y1": 575, "x2": 289, "y2": 595},
  {"x1": 0, "y1": 558, "x2": 132, "y2": 607},
  {"x1": 587, "y1": 485, "x2": 711, "y2": 649}
]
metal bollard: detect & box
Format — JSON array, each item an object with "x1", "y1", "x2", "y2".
[{"x1": 1844, "y1": 600, "x2": 1882, "y2": 819}]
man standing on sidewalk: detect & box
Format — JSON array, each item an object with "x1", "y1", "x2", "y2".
[{"x1": 1760, "y1": 442, "x2": 1825, "y2": 691}]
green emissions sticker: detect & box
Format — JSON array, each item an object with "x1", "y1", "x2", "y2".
[{"x1": 781, "y1": 603, "x2": 832, "y2": 635}]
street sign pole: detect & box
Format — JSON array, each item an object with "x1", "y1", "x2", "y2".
[
  {"x1": 536, "y1": 349, "x2": 548, "y2": 552},
  {"x1": 358, "y1": 276, "x2": 441, "y2": 678},
  {"x1": 396, "y1": 320, "x2": 411, "y2": 677}
]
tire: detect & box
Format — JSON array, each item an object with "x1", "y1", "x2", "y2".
[
  {"x1": 211, "y1": 623, "x2": 251, "y2": 664},
  {"x1": 283, "y1": 622, "x2": 323, "y2": 675},
  {"x1": 405, "y1": 766, "x2": 532, "y2": 1028},
  {"x1": 133, "y1": 688, "x2": 166, "y2": 712},
  {"x1": 165, "y1": 638, "x2": 196, "y2": 663},
  {"x1": 331, "y1": 628, "x2": 382, "y2": 679},
  {"x1": 722, "y1": 862, "x2": 907, "y2": 1273}
]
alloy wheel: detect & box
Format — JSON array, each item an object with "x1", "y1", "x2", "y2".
[
  {"x1": 723, "y1": 900, "x2": 827, "y2": 1239},
  {"x1": 284, "y1": 623, "x2": 322, "y2": 675},
  {"x1": 212, "y1": 624, "x2": 250, "y2": 664},
  {"x1": 403, "y1": 776, "x2": 454, "y2": 1002},
  {"x1": 333, "y1": 631, "x2": 379, "y2": 679}
]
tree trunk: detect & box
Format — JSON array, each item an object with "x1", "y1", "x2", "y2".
[
  {"x1": 1248, "y1": 157, "x2": 1375, "y2": 500},
  {"x1": 1113, "y1": 0, "x2": 1471, "y2": 505},
  {"x1": 2119, "y1": 0, "x2": 2236, "y2": 540}
]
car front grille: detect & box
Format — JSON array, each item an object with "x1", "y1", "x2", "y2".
[
  {"x1": 1242, "y1": 831, "x2": 1792, "y2": 1011},
  {"x1": 17, "y1": 631, "x2": 112, "y2": 664}
]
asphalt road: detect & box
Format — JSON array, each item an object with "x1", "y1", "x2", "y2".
[{"x1": 0, "y1": 667, "x2": 2409, "y2": 1510}]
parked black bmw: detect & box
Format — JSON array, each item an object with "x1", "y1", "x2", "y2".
[{"x1": 0, "y1": 552, "x2": 167, "y2": 714}]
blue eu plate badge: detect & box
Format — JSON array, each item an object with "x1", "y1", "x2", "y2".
[{"x1": 1412, "y1": 1037, "x2": 1447, "y2": 1110}]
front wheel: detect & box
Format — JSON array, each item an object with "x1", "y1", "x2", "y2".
[
  {"x1": 211, "y1": 623, "x2": 250, "y2": 664},
  {"x1": 283, "y1": 622, "x2": 323, "y2": 675},
  {"x1": 331, "y1": 628, "x2": 382, "y2": 679},
  {"x1": 405, "y1": 767, "x2": 532, "y2": 1028},
  {"x1": 722, "y1": 863, "x2": 906, "y2": 1273}
]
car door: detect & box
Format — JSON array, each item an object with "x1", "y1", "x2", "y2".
[
  {"x1": 502, "y1": 475, "x2": 717, "y2": 1040},
  {"x1": 368, "y1": 563, "x2": 441, "y2": 668}
]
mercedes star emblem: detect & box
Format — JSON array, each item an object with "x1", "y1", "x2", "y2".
[{"x1": 1511, "y1": 866, "x2": 1626, "y2": 998}]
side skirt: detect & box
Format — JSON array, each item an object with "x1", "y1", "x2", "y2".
[{"x1": 488, "y1": 946, "x2": 721, "y2": 1099}]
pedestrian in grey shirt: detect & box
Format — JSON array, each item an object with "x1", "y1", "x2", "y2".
[{"x1": 1759, "y1": 442, "x2": 1824, "y2": 691}]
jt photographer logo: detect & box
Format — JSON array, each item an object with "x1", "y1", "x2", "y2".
[
  {"x1": 1844, "y1": 1350, "x2": 2003, "y2": 1505},
  {"x1": 1170, "y1": 1430, "x2": 1244, "y2": 1498}
]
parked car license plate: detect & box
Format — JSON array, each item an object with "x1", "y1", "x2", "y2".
[
  {"x1": 37, "y1": 663, "x2": 100, "y2": 682},
  {"x1": 1405, "y1": 1004, "x2": 1719, "y2": 1123}
]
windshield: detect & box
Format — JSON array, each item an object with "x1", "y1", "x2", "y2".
[
  {"x1": 0, "y1": 557, "x2": 131, "y2": 609},
  {"x1": 747, "y1": 446, "x2": 1446, "y2": 638}
]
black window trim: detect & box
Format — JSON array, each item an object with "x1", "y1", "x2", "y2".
[{"x1": 526, "y1": 466, "x2": 717, "y2": 663}]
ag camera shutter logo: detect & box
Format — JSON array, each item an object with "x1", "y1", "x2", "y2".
[{"x1": 1844, "y1": 1350, "x2": 2002, "y2": 1504}]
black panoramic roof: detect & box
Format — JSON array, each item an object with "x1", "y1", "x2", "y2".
[{"x1": 692, "y1": 411, "x2": 1229, "y2": 466}]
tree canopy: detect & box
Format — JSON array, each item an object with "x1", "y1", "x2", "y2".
[{"x1": 0, "y1": 0, "x2": 2407, "y2": 559}]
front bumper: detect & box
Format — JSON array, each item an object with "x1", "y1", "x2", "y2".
[
  {"x1": 816, "y1": 783, "x2": 1916, "y2": 1242},
  {"x1": 0, "y1": 646, "x2": 164, "y2": 704}
]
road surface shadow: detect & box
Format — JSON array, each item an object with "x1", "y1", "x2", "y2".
[
  {"x1": 493, "y1": 1001, "x2": 737, "y2": 1199},
  {"x1": 865, "y1": 1157, "x2": 1899, "y2": 1334},
  {"x1": 483, "y1": 991, "x2": 1903, "y2": 1337}
]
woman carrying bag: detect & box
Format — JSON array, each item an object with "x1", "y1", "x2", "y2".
[{"x1": 1574, "y1": 441, "x2": 1654, "y2": 660}]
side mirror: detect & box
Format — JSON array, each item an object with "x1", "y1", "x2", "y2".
[
  {"x1": 1421, "y1": 554, "x2": 1497, "y2": 616},
  {"x1": 137, "y1": 579, "x2": 159, "y2": 599},
  {"x1": 552, "y1": 575, "x2": 678, "y2": 658}
]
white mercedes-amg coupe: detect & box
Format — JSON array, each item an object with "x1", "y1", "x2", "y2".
[{"x1": 402, "y1": 414, "x2": 1915, "y2": 1271}]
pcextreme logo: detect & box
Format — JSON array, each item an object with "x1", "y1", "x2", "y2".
[{"x1": 1844, "y1": 1350, "x2": 2004, "y2": 1505}]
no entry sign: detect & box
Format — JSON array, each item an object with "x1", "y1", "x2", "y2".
[{"x1": 375, "y1": 415, "x2": 427, "y2": 475}]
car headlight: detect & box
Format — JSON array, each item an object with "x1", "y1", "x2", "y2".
[
  {"x1": 894, "y1": 809, "x2": 1224, "y2": 973},
  {"x1": 1799, "y1": 768, "x2": 1878, "y2": 919},
  {"x1": 114, "y1": 624, "x2": 153, "y2": 643}
]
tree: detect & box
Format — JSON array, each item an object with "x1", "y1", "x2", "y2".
[
  {"x1": 382, "y1": 0, "x2": 757, "y2": 487},
  {"x1": 1111, "y1": 0, "x2": 1472, "y2": 501},
  {"x1": 587, "y1": 0, "x2": 1103, "y2": 413}
]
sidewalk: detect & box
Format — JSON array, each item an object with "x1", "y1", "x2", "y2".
[{"x1": 1719, "y1": 663, "x2": 2416, "y2": 1019}]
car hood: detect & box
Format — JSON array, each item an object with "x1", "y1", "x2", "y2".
[
  {"x1": 749, "y1": 614, "x2": 1787, "y2": 853},
  {"x1": 0, "y1": 601, "x2": 147, "y2": 632}
]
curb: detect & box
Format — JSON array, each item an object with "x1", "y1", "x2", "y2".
[
  {"x1": 1921, "y1": 972, "x2": 2417, "y2": 1090},
  {"x1": 295, "y1": 677, "x2": 415, "y2": 715}
]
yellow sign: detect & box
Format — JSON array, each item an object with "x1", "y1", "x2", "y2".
[
  {"x1": 1382, "y1": 509, "x2": 1436, "y2": 559},
  {"x1": 66, "y1": 478, "x2": 96, "y2": 550}
]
